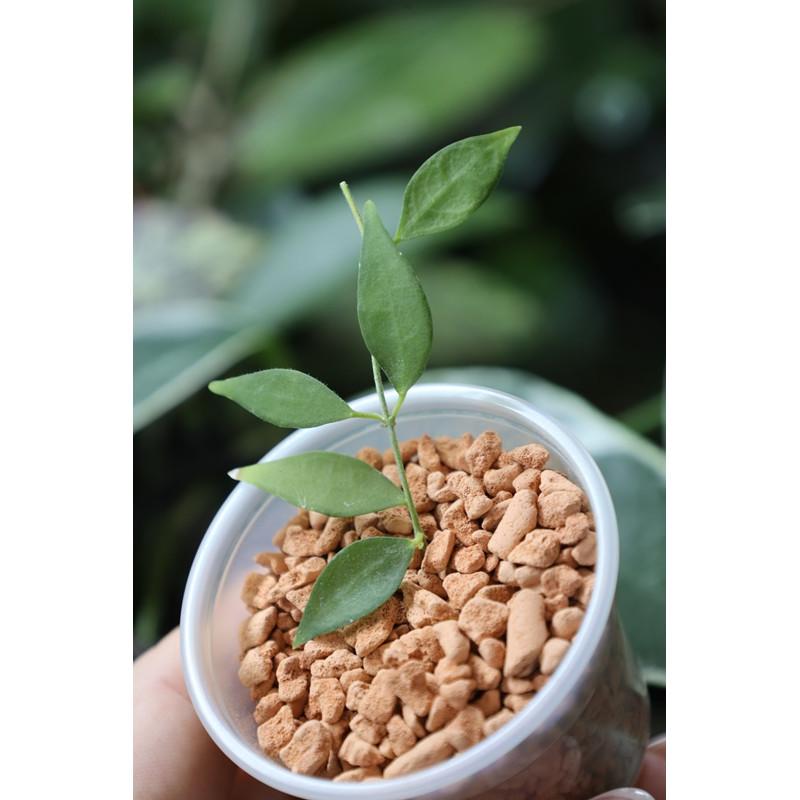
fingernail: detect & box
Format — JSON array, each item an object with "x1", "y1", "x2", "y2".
[{"x1": 591, "y1": 789, "x2": 656, "y2": 800}]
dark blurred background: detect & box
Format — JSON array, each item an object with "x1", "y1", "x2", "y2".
[{"x1": 134, "y1": 0, "x2": 664, "y2": 727}]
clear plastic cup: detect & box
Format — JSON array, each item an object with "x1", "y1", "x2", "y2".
[{"x1": 181, "y1": 383, "x2": 650, "y2": 800}]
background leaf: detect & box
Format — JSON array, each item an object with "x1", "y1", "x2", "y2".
[
  {"x1": 423, "y1": 260, "x2": 546, "y2": 365},
  {"x1": 209, "y1": 368, "x2": 357, "y2": 428},
  {"x1": 133, "y1": 181, "x2": 411, "y2": 430},
  {"x1": 232, "y1": 451, "x2": 405, "y2": 517},
  {"x1": 133, "y1": 300, "x2": 263, "y2": 432},
  {"x1": 133, "y1": 200, "x2": 264, "y2": 307},
  {"x1": 231, "y1": 7, "x2": 543, "y2": 187},
  {"x1": 396, "y1": 127, "x2": 521, "y2": 241},
  {"x1": 358, "y1": 201, "x2": 432, "y2": 395},
  {"x1": 293, "y1": 537, "x2": 417, "y2": 647}
]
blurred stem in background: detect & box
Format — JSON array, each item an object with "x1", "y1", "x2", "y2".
[{"x1": 172, "y1": 0, "x2": 266, "y2": 205}]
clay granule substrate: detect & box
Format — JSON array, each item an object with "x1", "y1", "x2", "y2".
[{"x1": 237, "y1": 430, "x2": 597, "y2": 781}]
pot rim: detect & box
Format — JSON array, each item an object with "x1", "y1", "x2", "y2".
[{"x1": 181, "y1": 382, "x2": 619, "y2": 799}]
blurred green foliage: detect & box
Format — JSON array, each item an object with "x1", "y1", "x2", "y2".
[{"x1": 133, "y1": 0, "x2": 665, "y2": 693}]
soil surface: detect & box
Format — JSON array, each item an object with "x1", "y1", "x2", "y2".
[{"x1": 237, "y1": 431, "x2": 597, "y2": 781}]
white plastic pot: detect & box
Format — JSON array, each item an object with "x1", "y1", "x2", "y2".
[{"x1": 181, "y1": 383, "x2": 650, "y2": 800}]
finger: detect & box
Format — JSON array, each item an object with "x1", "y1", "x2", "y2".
[
  {"x1": 134, "y1": 627, "x2": 238, "y2": 800},
  {"x1": 230, "y1": 769, "x2": 299, "y2": 800},
  {"x1": 634, "y1": 735, "x2": 666, "y2": 800},
  {"x1": 588, "y1": 734, "x2": 666, "y2": 800}
]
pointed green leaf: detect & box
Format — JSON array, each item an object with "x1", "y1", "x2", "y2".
[
  {"x1": 293, "y1": 537, "x2": 416, "y2": 647},
  {"x1": 209, "y1": 368, "x2": 357, "y2": 428},
  {"x1": 232, "y1": 452, "x2": 405, "y2": 517},
  {"x1": 395, "y1": 127, "x2": 521, "y2": 242},
  {"x1": 358, "y1": 201, "x2": 432, "y2": 395}
]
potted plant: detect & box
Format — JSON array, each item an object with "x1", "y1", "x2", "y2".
[{"x1": 181, "y1": 130, "x2": 650, "y2": 799}]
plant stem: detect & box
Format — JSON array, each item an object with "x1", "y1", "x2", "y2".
[
  {"x1": 340, "y1": 180, "x2": 425, "y2": 551},
  {"x1": 340, "y1": 181, "x2": 363, "y2": 234},
  {"x1": 351, "y1": 411, "x2": 385, "y2": 422},
  {"x1": 371, "y1": 358, "x2": 426, "y2": 549}
]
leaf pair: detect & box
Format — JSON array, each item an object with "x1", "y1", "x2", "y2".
[
  {"x1": 210, "y1": 368, "x2": 406, "y2": 518},
  {"x1": 358, "y1": 126, "x2": 520, "y2": 395}
]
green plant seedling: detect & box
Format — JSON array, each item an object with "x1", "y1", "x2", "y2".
[{"x1": 210, "y1": 127, "x2": 520, "y2": 647}]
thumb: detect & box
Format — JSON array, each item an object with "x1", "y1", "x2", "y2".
[{"x1": 134, "y1": 628, "x2": 238, "y2": 800}]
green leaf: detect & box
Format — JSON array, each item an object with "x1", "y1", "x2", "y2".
[
  {"x1": 232, "y1": 452, "x2": 405, "y2": 517},
  {"x1": 395, "y1": 127, "x2": 521, "y2": 242},
  {"x1": 209, "y1": 368, "x2": 358, "y2": 428},
  {"x1": 358, "y1": 201, "x2": 432, "y2": 395},
  {"x1": 293, "y1": 537, "x2": 416, "y2": 647}
]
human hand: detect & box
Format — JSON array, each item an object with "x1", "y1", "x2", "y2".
[
  {"x1": 589, "y1": 736, "x2": 666, "y2": 800},
  {"x1": 134, "y1": 627, "x2": 291, "y2": 799},
  {"x1": 134, "y1": 627, "x2": 665, "y2": 800}
]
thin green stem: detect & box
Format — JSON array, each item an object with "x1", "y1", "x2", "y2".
[
  {"x1": 389, "y1": 391, "x2": 406, "y2": 424},
  {"x1": 350, "y1": 411, "x2": 385, "y2": 422},
  {"x1": 371, "y1": 358, "x2": 426, "y2": 549},
  {"x1": 340, "y1": 181, "x2": 364, "y2": 234},
  {"x1": 371, "y1": 356, "x2": 388, "y2": 415}
]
